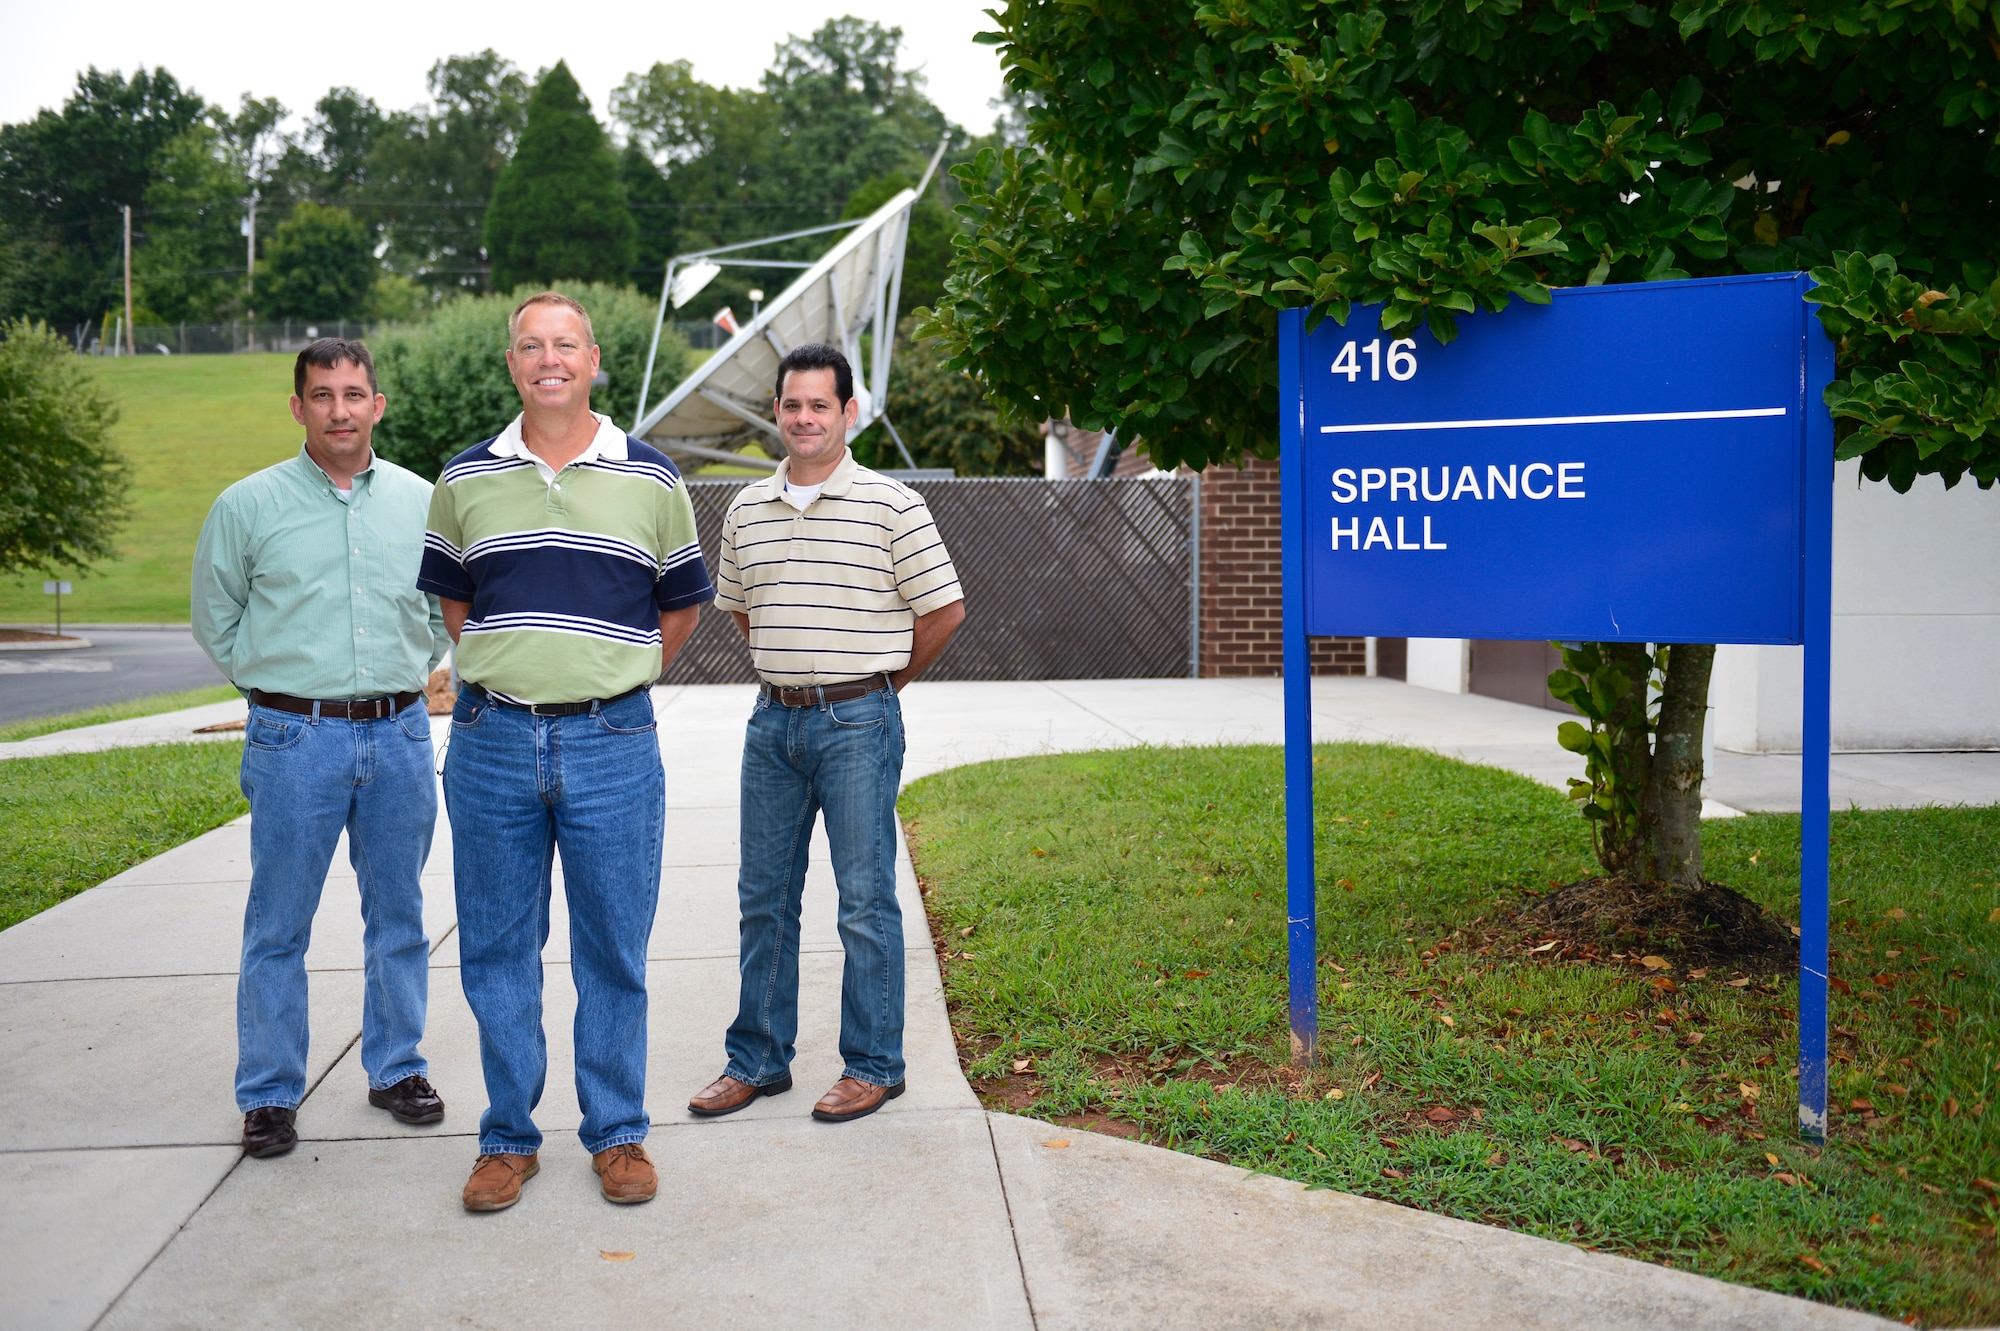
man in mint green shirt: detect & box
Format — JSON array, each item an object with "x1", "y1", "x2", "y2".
[{"x1": 192, "y1": 338, "x2": 452, "y2": 1162}]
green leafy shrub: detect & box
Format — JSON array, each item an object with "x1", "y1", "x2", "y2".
[
  {"x1": 260, "y1": 202, "x2": 375, "y2": 322},
  {"x1": 370, "y1": 283, "x2": 691, "y2": 479},
  {"x1": 0, "y1": 319, "x2": 128, "y2": 574}
]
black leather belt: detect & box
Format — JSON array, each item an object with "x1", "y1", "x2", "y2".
[
  {"x1": 250, "y1": 689, "x2": 421, "y2": 720},
  {"x1": 464, "y1": 680, "x2": 649, "y2": 717},
  {"x1": 760, "y1": 675, "x2": 891, "y2": 708}
]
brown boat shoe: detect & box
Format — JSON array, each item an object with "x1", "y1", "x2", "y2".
[
  {"x1": 592, "y1": 1143, "x2": 657, "y2": 1204},
  {"x1": 811, "y1": 1076, "x2": 906, "y2": 1123},
  {"x1": 462, "y1": 1152, "x2": 538, "y2": 1212},
  {"x1": 687, "y1": 1071, "x2": 792, "y2": 1118}
]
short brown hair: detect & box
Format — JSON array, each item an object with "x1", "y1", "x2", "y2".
[
  {"x1": 294, "y1": 338, "x2": 376, "y2": 397},
  {"x1": 509, "y1": 291, "x2": 595, "y2": 345}
]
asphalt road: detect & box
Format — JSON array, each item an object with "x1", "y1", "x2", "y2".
[{"x1": 0, "y1": 628, "x2": 229, "y2": 725}]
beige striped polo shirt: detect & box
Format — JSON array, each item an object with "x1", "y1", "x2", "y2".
[{"x1": 713, "y1": 451, "x2": 963, "y2": 686}]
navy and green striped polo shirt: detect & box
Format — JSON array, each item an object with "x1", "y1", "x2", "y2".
[{"x1": 417, "y1": 412, "x2": 713, "y2": 704}]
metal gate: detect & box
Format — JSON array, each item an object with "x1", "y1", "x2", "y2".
[{"x1": 660, "y1": 476, "x2": 1197, "y2": 684}]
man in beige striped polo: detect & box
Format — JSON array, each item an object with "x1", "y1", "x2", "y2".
[{"x1": 690, "y1": 343, "x2": 965, "y2": 1124}]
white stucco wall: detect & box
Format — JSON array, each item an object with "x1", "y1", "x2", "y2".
[
  {"x1": 1713, "y1": 459, "x2": 2000, "y2": 752},
  {"x1": 1406, "y1": 637, "x2": 1471, "y2": 694}
]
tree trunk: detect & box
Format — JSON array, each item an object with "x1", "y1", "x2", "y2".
[
  {"x1": 1595, "y1": 642, "x2": 1656, "y2": 879},
  {"x1": 1640, "y1": 643, "x2": 1715, "y2": 887}
]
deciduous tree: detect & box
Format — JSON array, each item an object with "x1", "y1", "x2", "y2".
[{"x1": 0, "y1": 320, "x2": 128, "y2": 574}]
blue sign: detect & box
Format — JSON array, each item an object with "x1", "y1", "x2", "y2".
[
  {"x1": 1278, "y1": 274, "x2": 1837, "y2": 1140},
  {"x1": 1294, "y1": 273, "x2": 1825, "y2": 644}
]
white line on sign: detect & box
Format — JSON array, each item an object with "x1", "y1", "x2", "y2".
[{"x1": 1318, "y1": 407, "x2": 1787, "y2": 434}]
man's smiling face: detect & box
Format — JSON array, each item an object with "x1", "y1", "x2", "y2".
[{"x1": 506, "y1": 302, "x2": 599, "y2": 417}]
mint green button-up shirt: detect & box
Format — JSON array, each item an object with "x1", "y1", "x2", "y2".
[{"x1": 192, "y1": 446, "x2": 450, "y2": 699}]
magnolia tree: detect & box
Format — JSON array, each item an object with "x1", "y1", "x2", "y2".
[{"x1": 921, "y1": 0, "x2": 2000, "y2": 887}]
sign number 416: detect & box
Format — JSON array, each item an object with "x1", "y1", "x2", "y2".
[{"x1": 1332, "y1": 338, "x2": 1418, "y2": 383}]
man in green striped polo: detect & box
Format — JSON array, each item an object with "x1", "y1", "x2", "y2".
[{"x1": 417, "y1": 292, "x2": 712, "y2": 1212}]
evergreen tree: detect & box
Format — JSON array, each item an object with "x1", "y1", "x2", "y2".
[
  {"x1": 484, "y1": 62, "x2": 635, "y2": 291},
  {"x1": 260, "y1": 202, "x2": 374, "y2": 321}
]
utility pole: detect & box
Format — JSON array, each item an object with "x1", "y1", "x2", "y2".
[
  {"x1": 241, "y1": 193, "x2": 258, "y2": 319},
  {"x1": 122, "y1": 204, "x2": 135, "y2": 356}
]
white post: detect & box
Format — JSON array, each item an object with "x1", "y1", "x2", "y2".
[{"x1": 122, "y1": 205, "x2": 134, "y2": 356}]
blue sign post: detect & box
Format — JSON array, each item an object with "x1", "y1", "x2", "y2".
[{"x1": 1280, "y1": 273, "x2": 1835, "y2": 1138}]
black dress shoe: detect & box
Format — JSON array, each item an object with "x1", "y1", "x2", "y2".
[
  {"x1": 368, "y1": 1074, "x2": 445, "y2": 1125},
  {"x1": 243, "y1": 1106, "x2": 297, "y2": 1158}
]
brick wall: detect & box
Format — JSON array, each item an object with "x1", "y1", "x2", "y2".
[{"x1": 1198, "y1": 456, "x2": 1365, "y2": 677}]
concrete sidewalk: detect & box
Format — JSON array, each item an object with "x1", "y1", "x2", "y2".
[
  {"x1": 8, "y1": 675, "x2": 1999, "y2": 814},
  {"x1": 0, "y1": 680, "x2": 1906, "y2": 1329}
]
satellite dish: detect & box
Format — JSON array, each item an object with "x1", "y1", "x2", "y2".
[
  {"x1": 632, "y1": 140, "x2": 946, "y2": 471},
  {"x1": 670, "y1": 261, "x2": 720, "y2": 310}
]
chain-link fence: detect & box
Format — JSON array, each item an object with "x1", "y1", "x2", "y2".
[
  {"x1": 87, "y1": 321, "x2": 380, "y2": 356},
  {"x1": 661, "y1": 475, "x2": 1197, "y2": 684}
]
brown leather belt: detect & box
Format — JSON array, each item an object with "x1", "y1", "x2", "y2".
[
  {"x1": 760, "y1": 675, "x2": 891, "y2": 708},
  {"x1": 249, "y1": 689, "x2": 421, "y2": 721},
  {"x1": 464, "y1": 680, "x2": 648, "y2": 717}
]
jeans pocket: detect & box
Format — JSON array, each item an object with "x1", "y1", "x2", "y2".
[
  {"x1": 245, "y1": 709, "x2": 304, "y2": 751},
  {"x1": 451, "y1": 694, "x2": 488, "y2": 730},
  {"x1": 596, "y1": 692, "x2": 657, "y2": 735},
  {"x1": 825, "y1": 691, "x2": 887, "y2": 729},
  {"x1": 395, "y1": 702, "x2": 433, "y2": 741}
]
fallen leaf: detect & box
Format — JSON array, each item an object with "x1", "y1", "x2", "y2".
[
  {"x1": 1973, "y1": 1177, "x2": 1999, "y2": 1195},
  {"x1": 1031, "y1": 847, "x2": 1046, "y2": 857},
  {"x1": 1471, "y1": 1107, "x2": 1484, "y2": 1121},
  {"x1": 1739, "y1": 1083, "x2": 1762, "y2": 1101},
  {"x1": 1486, "y1": 1150, "x2": 1507, "y2": 1166},
  {"x1": 1381, "y1": 1167, "x2": 1406, "y2": 1179},
  {"x1": 1042, "y1": 1140, "x2": 1070, "y2": 1149},
  {"x1": 1651, "y1": 978, "x2": 1678, "y2": 992},
  {"x1": 960, "y1": 925, "x2": 975, "y2": 938},
  {"x1": 1850, "y1": 1098, "x2": 1875, "y2": 1113},
  {"x1": 1882, "y1": 1082, "x2": 1909, "y2": 1097},
  {"x1": 1361, "y1": 1071, "x2": 1382, "y2": 1089},
  {"x1": 1325, "y1": 1088, "x2": 1344, "y2": 1100},
  {"x1": 1725, "y1": 978, "x2": 1752, "y2": 988},
  {"x1": 1887, "y1": 908, "x2": 1906, "y2": 920},
  {"x1": 1012, "y1": 1059, "x2": 1032, "y2": 1074},
  {"x1": 1686, "y1": 1032, "x2": 1705, "y2": 1044},
  {"x1": 1380, "y1": 1137, "x2": 1404, "y2": 1149},
  {"x1": 1529, "y1": 941, "x2": 1558, "y2": 953},
  {"x1": 1829, "y1": 977, "x2": 1852, "y2": 995},
  {"x1": 1183, "y1": 969, "x2": 1210, "y2": 979},
  {"x1": 1305, "y1": 1142, "x2": 1327, "y2": 1158},
  {"x1": 960, "y1": 952, "x2": 975, "y2": 961},
  {"x1": 1437, "y1": 1014, "x2": 1455, "y2": 1028},
  {"x1": 1638, "y1": 955, "x2": 1671, "y2": 971},
  {"x1": 1324, "y1": 960, "x2": 1348, "y2": 972},
  {"x1": 1687, "y1": 969, "x2": 1709, "y2": 980},
  {"x1": 600, "y1": 1251, "x2": 636, "y2": 1262},
  {"x1": 1774, "y1": 1172, "x2": 1799, "y2": 1186},
  {"x1": 1424, "y1": 1107, "x2": 1459, "y2": 1124},
  {"x1": 1867, "y1": 1213, "x2": 1883, "y2": 1226},
  {"x1": 1989, "y1": 907, "x2": 2000, "y2": 923},
  {"x1": 1946, "y1": 1097, "x2": 1960, "y2": 1117},
  {"x1": 1766, "y1": 1152, "x2": 1783, "y2": 1166},
  {"x1": 1798, "y1": 1253, "x2": 1826, "y2": 1272}
]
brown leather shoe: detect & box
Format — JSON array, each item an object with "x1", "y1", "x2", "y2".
[
  {"x1": 687, "y1": 1071, "x2": 792, "y2": 1118},
  {"x1": 592, "y1": 1143, "x2": 657, "y2": 1204},
  {"x1": 242, "y1": 1106, "x2": 296, "y2": 1158},
  {"x1": 462, "y1": 1152, "x2": 538, "y2": 1212},
  {"x1": 811, "y1": 1076, "x2": 906, "y2": 1123}
]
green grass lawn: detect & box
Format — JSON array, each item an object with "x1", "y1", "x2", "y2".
[
  {"x1": 902, "y1": 744, "x2": 2000, "y2": 1327},
  {"x1": 0, "y1": 354, "x2": 302, "y2": 623},
  {"x1": 0, "y1": 684, "x2": 242, "y2": 743},
  {"x1": 0, "y1": 741, "x2": 248, "y2": 931}
]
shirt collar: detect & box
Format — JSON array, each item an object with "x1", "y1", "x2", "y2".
[
  {"x1": 489, "y1": 412, "x2": 629, "y2": 469},
  {"x1": 762, "y1": 448, "x2": 854, "y2": 498},
  {"x1": 297, "y1": 443, "x2": 374, "y2": 495}
]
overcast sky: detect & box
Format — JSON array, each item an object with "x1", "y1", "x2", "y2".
[{"x1": 3, "y1": 0, "x2": 1009, "y2": 138}]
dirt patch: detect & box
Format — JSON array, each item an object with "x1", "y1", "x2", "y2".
[
  {"x1": 0, "y1": 630, "x2": 78, "y2": 644},
  {"x1": 1048, "y1": 1112, "x2": 1146, "y2": 1141},
  {"x1": 1523, "y1": 877, "x2": 1797, "y2": 975}
]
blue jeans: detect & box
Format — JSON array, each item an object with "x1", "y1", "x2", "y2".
[
  {"x1": 725, "y1": 686, "x2": 907, "y2": 1088},
  {"x1": 236, "y1": 699, "x2": 437, "y2": 1113},
  {"x1": 442, "y1": 687, "x2": 664, "y2": 1156}
]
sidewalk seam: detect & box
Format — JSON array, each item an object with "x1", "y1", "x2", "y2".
[
  {"x1": 982, "y1": 1112, "x2": 1040, "y2": 1330},
  {"x1": 88, "y1": 1149, "x2": 243, "y2": 1330}
]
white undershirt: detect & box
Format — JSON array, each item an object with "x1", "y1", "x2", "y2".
[{"x1": 781, "y1": 480, "x2": 823, "y2": 512}]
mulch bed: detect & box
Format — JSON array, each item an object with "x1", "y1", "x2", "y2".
[
  {"x1": 1522, "y1": 877, "x2": 1798, "y2": 975},
  {"x1": 0, "y1": 630, "x2": 79, "y2": 644}
]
